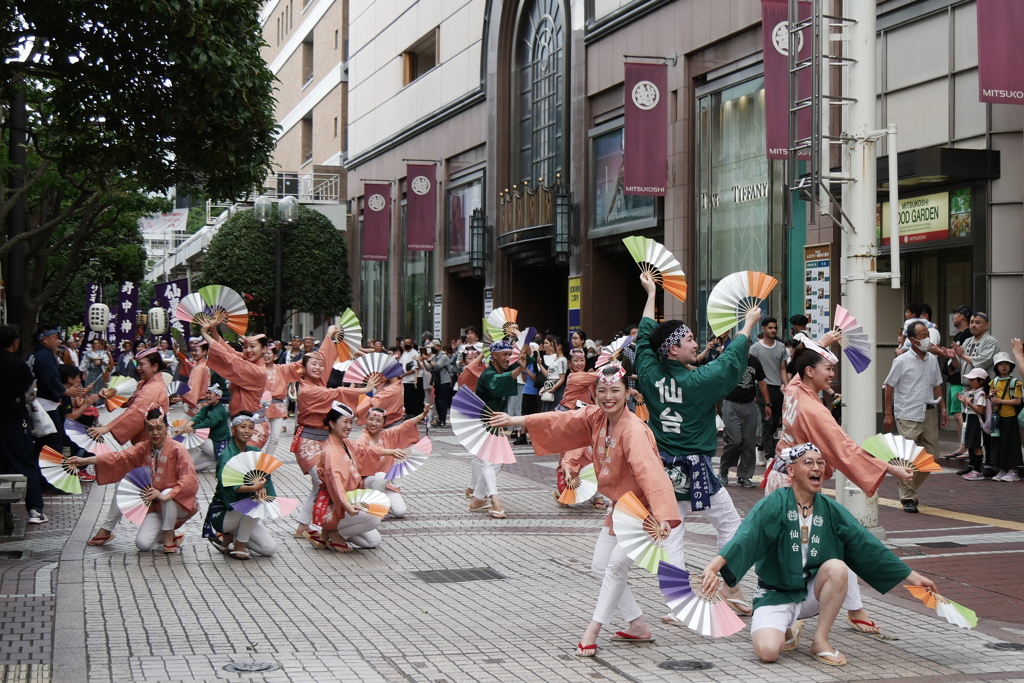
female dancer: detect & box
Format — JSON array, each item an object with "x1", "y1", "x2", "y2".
[
  {"x1": 289, "y1": 340, "x2": 379, "y2": 538},
  {"x1": 87, "y1": 348, "x2": 170, "y2": 446},
  {"x1": 355, "y1": 375, "x2": 405, "y2": 428},
  {"x1": 356, "y1": 404, "x2": 430, "y2": 518},
  {"x1": 764, "y1": 338, "x2": 912, "y2": 637},
  {"x1": 200, "y1": 321, "x2": 268, "y2": 448},
  {"x1": 261, "y1": 344, "x2": 289, "y2": 455},
  {"x1": 70, "y1": 406, "x2": 198, "y2": 553},
  {"x1": 314, "y1": 402, "x2": 407, "y2": 551},
  {"x1": 555, "y1": 349, "x2": 604, "y2": 507},
  {"x1": 490, "y1": 364, "x2": 680, "y2": 656}
]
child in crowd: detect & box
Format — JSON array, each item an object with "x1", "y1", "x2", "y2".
[
  {"x1": 959, "y1": 368, "x2": 988, "y2": 481},
  {"x1": 989, "y1": 352, "x2": 1022, "y2": 482}
]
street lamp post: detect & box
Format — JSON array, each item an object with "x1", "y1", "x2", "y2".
[{"x1": 254, "y1": 194, "x2": 298, "y2": 340}]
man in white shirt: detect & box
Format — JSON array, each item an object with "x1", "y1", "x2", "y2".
[
  {"x1": 884, "y1": 321, "x2": 947, "y2": 513},
  {"x1": 399, "y1": 337, "x2": 421, "y2": 418},
  {"x1": 749, "y1": 317, "x2": 788, "y2": 457}
]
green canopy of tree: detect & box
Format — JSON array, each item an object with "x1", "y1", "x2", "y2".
[{"x1": 196, "y1": 205, "x2": 352, "y2": 335}]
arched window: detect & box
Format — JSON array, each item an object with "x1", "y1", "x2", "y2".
[{"x1": 515, "y1": 0, "x2": 565, "y2": 186}]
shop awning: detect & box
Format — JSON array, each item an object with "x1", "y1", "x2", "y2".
[{"x1": 877, "y1": 147, "x2": 1000, "y2": 190}]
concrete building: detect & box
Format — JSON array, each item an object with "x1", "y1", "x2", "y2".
[{"x1": 344, "y1": 0, "x2": 1021, "y2": 357}]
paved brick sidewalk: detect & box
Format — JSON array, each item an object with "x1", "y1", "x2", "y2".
[{"x1": 6, "y1": 411, "x2": 1024, "y2": 682}]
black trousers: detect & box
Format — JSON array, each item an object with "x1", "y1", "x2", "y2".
[
  {"x1": 758, "y1": 384, "x2": 784, "y2": 454},
  {"x1": 0, "y1": 419, "x2": 43, "y2": 512}
]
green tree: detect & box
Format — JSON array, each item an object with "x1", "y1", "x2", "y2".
[{"x1": 196, "y1": 205, "x2": 352, "y2": 335}]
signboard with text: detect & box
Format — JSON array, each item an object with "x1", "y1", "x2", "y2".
[
  {"x1": 567, "y1": 277, "x2": 581, "y2": 334},
  {"x1": 878, "y1": 189, "x2": 972, "y2": 246},
  {"x1": 803, "y1": 244, "x2": 831, "y2": 340}
]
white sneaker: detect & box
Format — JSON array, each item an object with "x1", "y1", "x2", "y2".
[
  {"x1": 994, "y1": 470, "x2": 1009, "y2": 481},
  {"x1": 27, "y1": 510, "x2": 48, "y2": 524},
  {"x1": 1004, "y1": 471, "x2": 1021, "y2": 482},
  {"x1": 755, "y1": 449, "x2": 766, "y2": 467}
]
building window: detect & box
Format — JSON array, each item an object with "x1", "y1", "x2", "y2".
[
  {"x1": 446, "y1": 174, "x2": 482, "y2": 259},
  {"x1": 334, "y1": 30, "x2": 339, "y2": 50},
  {"x1": 333, "y1": 117, "x2": 338, "y2": 138},
  {"x1": 401, "y1": 202, "x2": 435, "y2": 342},
  {"x1": 301, "y1": 36, "x2": 314, "y2": 88},
  {"x1": 402, "y1": 28, "x2": 439, "y2": 86},
  {"x1": 515, "y1": 0, "x2": 565, "y2": 185},
  {"x1": 358, "y1": 214, "x2": 390, "y2": 343},
  {"x1": 300, "y1": 116, "x2": 313, "y2": 166},
  {"x1": 589, "y1": 123, "x2": 656, "y2": 236}
]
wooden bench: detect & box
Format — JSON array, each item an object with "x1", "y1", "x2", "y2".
[{"x1": 0, "y1": 474, "x2": 28, "y2": 539}]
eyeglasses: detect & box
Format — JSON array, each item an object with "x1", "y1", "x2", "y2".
[{"x1": 797, "y1": 458, "x2": 826, "y2": 468}]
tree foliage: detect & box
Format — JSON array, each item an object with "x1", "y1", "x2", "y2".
[{"x1": 196, "y1": 205, "x2": 352, "y2": 334}]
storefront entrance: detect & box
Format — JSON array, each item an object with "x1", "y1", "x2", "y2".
[{"x1": 905, "y1": 251, "x2": 973, "y2": 339}]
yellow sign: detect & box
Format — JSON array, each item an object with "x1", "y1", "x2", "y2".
[
  {"x1": 879, "y1": 191, "x2": 950, "y2": 246},
  {"x1": 568, "y1": 278, "x2": 581, "y2": 308}
]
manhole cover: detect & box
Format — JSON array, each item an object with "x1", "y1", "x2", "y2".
[
  {"x1": 0, "y1": 550, "x2": 28, "y2": 561},
  {"x1": 657, "y1": 660, "x2": 713, "y2": 671},
  {"x1": 412, "y1": 567, "x2": 506, "y2": 583},
  {"x1": 916, "y1": 541, "x2": 967, "y2": 548},
  {"x1": 223, "y1": 662, "x2": 281, "y2": 673},
  {"x1": 985, "y1": 642, "x2": 1024, "y2": 652}
]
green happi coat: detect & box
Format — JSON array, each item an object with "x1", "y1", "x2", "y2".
[
  {"x1": 719, "y1": 487, "x2": 911, "y2": 610},
  {"x1": 210, "y1": 439, "x2": 277, "y2": 533}
]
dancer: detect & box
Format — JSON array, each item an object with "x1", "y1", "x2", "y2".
[
  {"x1": 314, "y1": 402, "x2": 407, "y2": 551},
  {"x1": 467, "y1": 340, "x2": 528, "y2": 518},
  {"x1": 200, "y1": 321, "x2": 268, "y2": 448},
  {"x1": 179, "y1": 339, "x2": 210, "y2": 413},
  {"x1": 261, "y1": 344, "x2": 289, "y2": 455},
  {"x1": 700, "y1": 443, "x2": 937, "y2": 666},
  {"x1": 490, "y1": 364, "x2": 680, "y2": 656},
  {"x1": 763, "y1": 338, "x2": 913, "y2": 636},
  {"x1": 87, "y1": 348, "x2": 170, "y2": 446},
  {"x1": 355, "y1": 375, "x2": 405, "y2": 427},
  {"x1": 71, "y1": 406, "x2": 198, "y2": 553},
  {"x1": 356, "y1": 404, "x2": 430, "y2": 518},
  {"x1": 206, "y1": 412, "x2": 279, "y2": 559},
  {"x1": 175, "y1": 386, "x2": 230, "y2": 472},
  {"x1": 289, "y1": 341, "x2": 378, "y2": 538},
  {"x1": 634, "y1": 273, "x2": 755, "y2": 617},
  {"x1": 555, "y1": 349, "x2": 604, "y2": 508}
]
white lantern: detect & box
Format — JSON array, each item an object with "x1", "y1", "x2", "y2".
[
  {"x1": 148, "y1": 307, "x2": 168, "y2": 336},
  {"x1": 88, "y1": 303, "x2": 110, "y2": 333}
]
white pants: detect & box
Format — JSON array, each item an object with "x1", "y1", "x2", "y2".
[
  {"x1": 750, "y1": 568, "x2": 863, "y2": 633},
  {"x1": 220, "y1": 510, "x2": 278, "y2": 556},
  {"x1": 266, "y1": 417, "x2": 284, "y2": 456},
  {"x1": 471, "y1": 458, "x2": 502, "y2": 499},
  {"x1": 190, "y1": 440, "x2": 217, "y2": 472},
  {"x1": 297, "y1": 467, "x2": 321, "y2": 527},
  {"x1": 135, "y1": 500, "x2": 187, "y2": 551},
  {"x1": 335, "y1": 510, "x2": 381, "y2": 548},
  {"x1": 363, "y1": 474, "x2": 407, "y2": 518},
  {"x1": 591, "y1": 528, "x2": 643, "y2": 625},
  {"x1": 665, "y1": 487, "x2": 742, "y2": 568}
]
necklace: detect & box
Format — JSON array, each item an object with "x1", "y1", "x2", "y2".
[{"x1": 798, "y1": 505, "x2": 813, "y2": 544}]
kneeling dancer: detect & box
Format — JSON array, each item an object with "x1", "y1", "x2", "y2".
[{"x1": 700, "y1": 443, "x2": 936, "y2": 666}]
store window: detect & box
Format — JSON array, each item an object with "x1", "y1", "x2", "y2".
[
  {"x1": 358, "y1": 214, "x2": 390, "y2": 343},
  {"x1": 515, "y1": 0, "x2": 565, "y2": 185},
  {"x1": 401, "y1": 202, "x2": 435, "y2": 340},
  {"x1": 589, "y1": 122, "x2": 656, "y2": 236},
  {"x1": 446, "y1": 174, "x2": 482, "y2": 259}
]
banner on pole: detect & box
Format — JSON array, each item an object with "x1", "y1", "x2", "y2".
[
  {"x1": 977, "y1": 0, "x2": 1024, "y2": 105},
  {"x1": 762, "y1": 0, "x2": 812, "y2": 159},
  {"x1": 116, "y1": 282, "x2": 138, "y2": 348},
  {"x1": 623, "y1": 62, "x2": 668, "y2": 196},
  {"x1": 406, "y1": 165, "x2": 436, "y2": 251},
  {"x1": 84, "y1": 282, "x2": 102, "y2": 342},
  {"x1": 156, "y1": 278, "x2": 189, "y2": 342},
  {"x1": 362, "y1": 183, "x2": 391, "y2": 261}
]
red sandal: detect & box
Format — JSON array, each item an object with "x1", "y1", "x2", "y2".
[{"x1": 575, "y1": 643, "x2": 598, "y2": 657}]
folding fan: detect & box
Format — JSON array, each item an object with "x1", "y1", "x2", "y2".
[
  {"x1": 862, "y1": 433, "x2": 941, "y2": 472},
  {"x1": 558, "y1": 464, "x2": 598, "y2": 505},
  {"x1": 596, "y1": 335, "x2": 634, "y2": 368},
  {"x1": 508, "y1": 326, "x2": 536, "y2": 365},
  {"x1": 64, "y1": 418, "x2": 124, "y2": 454},
  {"x1": 485, "y1": 307, "x2": 519, "y2": 341},
  {"x1": 334, "y1": 308, "x2": 363, "y2": 362},
  {"x1": 657, "y1": 562, "x2": 745, "y2": 638},
  {"x1": 622, "y1": 236, "x2": 688, "y2": 303},
  {"x1": 175, "y1": 285, "x2": 248, "y2": 336},
  {"x1": 834, "y1": 305, "x2": 872, "y2": 374},
  {"x1": 231, "y1": 495, "x2": 299, "y2": 520},
  {"x1": 611, "y1": 491, "x2": 669, "y2": 573},
  {"x1": 115, "y1": 467, "x2": 166, "y2": 525},
  {"x1": 346, "y1": 488, "x2": 391, "y2": 518},
  {"x1": 166, "y1": 380, "x2": 190, "y2": 398},
  {"x1": 385, "y1": 437, "x2": 432, "y2": 479},
  {"x1": 634, "y1": 394, "x2": 650, "y2": 422},
  {"x1": 170, "y1": 419, "x2": 210, "y2": 449},
  {"x1": 450, "y1": 388, "x2": 516, "y2": 464},
  {"x1": 104, "y1": 376, "x2": 137, "y2": 411},
  {"x1": 905, "y1": 586, "x2": 977, "y2": 629},
  {"x1": 706, "y1": 271, "x2": 779, "y2": 337},
  {"x1": 38, "y1": 446, "x2": 82, "y2": 495},
  {"x1": 220, "y1": 452, "x2": 283, "y2": 487},
  {"x1": 344, "y1": 352, "x2": 403, "y2": 386}
]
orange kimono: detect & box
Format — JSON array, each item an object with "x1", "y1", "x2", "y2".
[
  {"x1": 107, "y1": 375, "x2": 171, "y2": 445},
  {"x1": 317, "y1": 433, "x2": 384, "y2": 529},
  {"x1": 355, "y1": 380, "x2": 404, "y2": 427},
  {"x1": 354, "y1": 420, "x2": 420, "y2": 477},
  {"x1": 560, "y1": 371, "x2": 598, "y2": 409},
  {"x1": 181, "y1": 359, "x2": 210, "y2": 409},
  {"x1": 206, "y1": 338, "x2": 267, "y2": 416},
  {"x1": 456, "y1": 358, "x2": 485, "y2": 392},
  {"x1": 561, "y1": 446, "x2": 594, "y2": 479},
  {"x1": 525, "y1": 406, "x2": 681, "y2": 532},
  {"x1": 292, "y1": 382, "x2": 370, "y2": 474},
  {"x1": 770, "y1": 376, "x2": 888, "y2": 495},
  {"x1": 263, "y1": 362, "x2": 295, "y2": 419},
  {"x1": 95, "y1": 436, "x2": 199, "y2": 522}
]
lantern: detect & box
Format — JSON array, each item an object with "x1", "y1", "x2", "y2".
[
  {"x1": 88, "y1": 303, "x2": 110, "y2": 333},
  {"x1": 148, "y1": 307, "x2": 168, "y2": 336}
]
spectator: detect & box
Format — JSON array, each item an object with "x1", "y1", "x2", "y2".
[
  {"x1": 428, "y1": 343, "x2": 453, "y2": 428},
  {"x1": 987, "y1": 352, "x2": 1022, "y2": 481},
  {"x1": 516, "y1": 344, "x2": 541, "y2": 445},
  {"x1": 789, "y1": 314, "x2": 808, "y2": 339},
  {"x1": 569, "y1": 330, "x2": 595, "y2": 370},
  {"x1": 62, "y1": 336, "x2": 81, "y2": 367},
  {"x1": 158, "y1": 339, "x2": 176, "y2": 375},
  {"x1": 302, "y1": 336, "x2": 316, "y2": 354},
  {"x1": 277, "y1": 336, "x2": 304, "y2": 364},
  {"x1": 399, "y1": 337, "x2": 421, "y2": 418},
  {"x1": 949, "y1": 312, "x2": 1000, "y2": 378},
  {"x1": 80, "y1": 338, "x2": 111, "y2": 393},
  {"x1": 944, "y1": 305, "x2": 974, "y2": 458},
  {"x1": 719, "y1": 348, "x2": 769, "y2": 488},
  {"x1": 456, "y1": 326, "x2": 483, "y2": 370},
  {"x1": 0, "y1": 324, "x2": 46, "y2": 523},
  {"x1": 114, "y1": 340, "x2": 139, "y2": 380},
  {"x1": 898, "y1": 303, "x2": 941, "y2": 353},
  {"x1": 749, "y1": 317, "x2": 788, "y2": 458},
  {"x1": 31, "y1": 325, "x2": 86, "y2": 473},
  {"x1": 883, "y1": 320, "x2": 947, "y2": 513},
  {"x1": 958, "y1": 368, "x2": 989, "y2": 480},
  {"x1": 536, "y1": 335, "x2": 567, "y2": 412}
]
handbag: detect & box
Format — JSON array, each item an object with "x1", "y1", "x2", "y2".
[
  {"x1": 539, "y1": 378, "x2": 557, "y2": 402},
  {"x1": 30, "y1": 400, "x2": 57, "y2": 437}
]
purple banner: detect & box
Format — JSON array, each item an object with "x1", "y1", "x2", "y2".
[
  {"x1": 763, "y1": 0, "x2": 812, "y2": 159},
  {"x1": 362, "y1": 183, "x2": 391, "y2": 261},
  {"x1": 623, "y1": 62, "x2": 667, "y2": 196},
  {"x1": 155, "y1": 278, "x2": 189, "y2": 342},
  {"x1": 406, "y1": 164, "x2": 436, "y2": 251},
  {"x1": 116, "y1": 282, "x2": 138, "y2": 348},
  {"x1": 84, "y1": 282, "x2": 102, "y2": 342},
  {"x1": 977, "y1": 0, "x2": 1024, "y2": 105}
]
